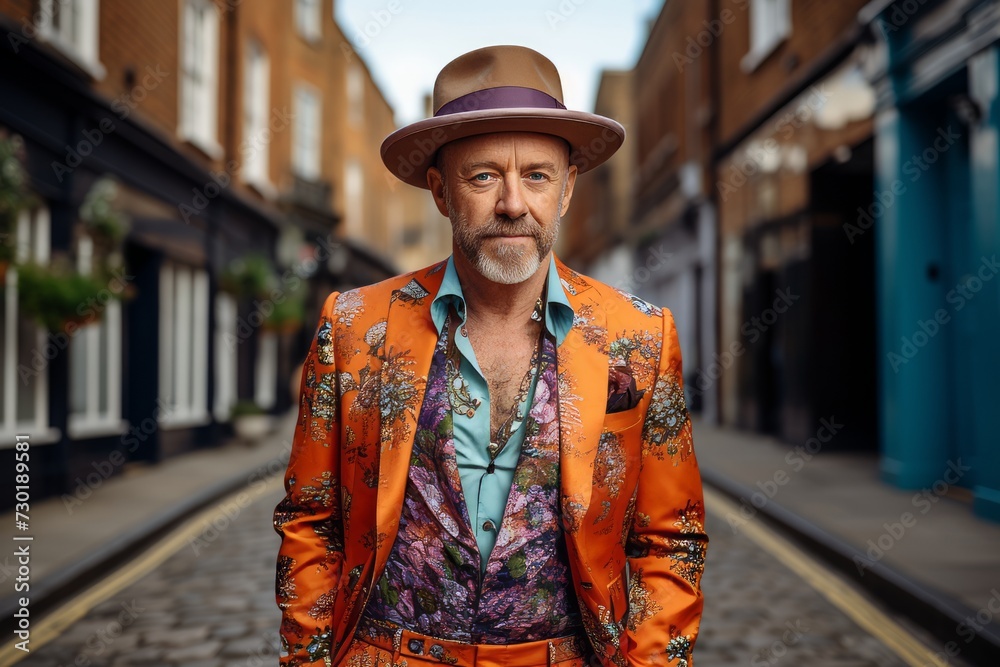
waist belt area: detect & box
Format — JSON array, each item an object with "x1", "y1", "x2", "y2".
[{"x1": 356, "y1": 619, "x2": 591, "y2": 666}]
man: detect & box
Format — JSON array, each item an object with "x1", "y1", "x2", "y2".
[{"x1": 274, "y1": 46, "x2": 707, "y2": 667}]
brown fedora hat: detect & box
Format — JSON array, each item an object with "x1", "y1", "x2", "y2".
[{"x1": 380, "y1": 45, "x2": 625, "y2": 189}]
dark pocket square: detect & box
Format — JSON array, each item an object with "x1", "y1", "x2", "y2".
[{"x1": 607, "y1": 365, "x2": 643, "y2": 413}]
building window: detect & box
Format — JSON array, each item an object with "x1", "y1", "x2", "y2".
[
  {"x1": 293, "y1": 84, "x2": 321, "y2": 181},
  {"x1": 347, "y1": 62, "x2": 364, "y2": 128},
  {"x1": 254, "y1": 331, "x2": 278, "y2": 410},
  {"x1": 180, "y1": 0, "x2": 221, "y2": 156},
  {"x1": 242, "y1": 40, "x2": 271, "y2": 189},
  {"x1": 68, "y1": 234, "x2": 124, "y2": 437},
  {"x1": 345, "y1": 158, "x2": 364, "y2": 238},
  {"x1": 37, "y1": 0, "x2": 104, "y2": 78},
  {"x1": 295, "y1": 0, "x2": 322, "y2": 41},
  {"x1": 159, "y1": 261, "x2": 210, "y2": 427},
  {"x1": 1, "y1": 207, "x2": 54, "y2": 444},
  {"x1": 214, "y1": 292, "x2": 238, "y2": 420},
  {"x1": 742, "y1": 0, "x2": 791, "y2": 72}
]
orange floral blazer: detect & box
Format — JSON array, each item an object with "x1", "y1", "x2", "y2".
[{"x1": 274, "y1": 257, "x2": 708, "y2": 667}]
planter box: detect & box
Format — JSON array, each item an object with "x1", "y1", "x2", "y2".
[{"x1": 232, "y1": 414, "x2": 273, "y2": 445}]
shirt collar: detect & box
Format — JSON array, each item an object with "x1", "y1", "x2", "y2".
[{"x1": 431, "y1": 254, "x2": 575, "y2": 345}]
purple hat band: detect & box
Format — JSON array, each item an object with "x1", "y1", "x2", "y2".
[{"x1": 434, "y1": 86, "x2": 567, "y2": 117}]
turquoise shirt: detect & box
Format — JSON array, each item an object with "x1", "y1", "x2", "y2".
[{"x1": 430, "y1": 255, "x2": 574, "y2": 568}]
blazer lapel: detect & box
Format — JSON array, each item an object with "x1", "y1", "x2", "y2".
[
  {"x1": 372, "y1": 264, "x2": 447, "y2": 575},
  {"x1": 554, "y1": 259, "x2": 608, "y2": 556}
]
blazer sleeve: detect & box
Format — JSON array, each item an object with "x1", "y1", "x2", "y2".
[
  {"x1": 624, "y1": 308, "x2": 708, "y2": 667},
  {"x1": 274, "y1": 291, "x2": 345, "y2": 666}
]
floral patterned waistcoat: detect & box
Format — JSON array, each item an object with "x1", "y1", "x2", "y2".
[{"x1": 359, "y1": 327, "x2": 584, "y2": 643}]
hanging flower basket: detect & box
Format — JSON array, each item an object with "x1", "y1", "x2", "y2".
[
  {"x1": 16, "y1": 261, "x2": 121, "y2": 333},
  {"x1": 0, "y1": 133, "x2": 35, "y2": 265},
  {"x1": 80, "y1": 177, "x2": 129, "y2": 258},
  {"x1": 221, "y1": 254, "x2": 277, "y2": 299},
  {"x1": 263, "y1": 286, "x2": 306, "y2": 334}
]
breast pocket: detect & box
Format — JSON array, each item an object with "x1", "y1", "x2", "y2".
[{"x1": 602, "y1": 406, "x2": 643, "y2": 432}]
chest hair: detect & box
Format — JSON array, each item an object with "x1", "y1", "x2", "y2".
[{"x1": 466, "y1": 324, "x2": 542, "y2": 442}]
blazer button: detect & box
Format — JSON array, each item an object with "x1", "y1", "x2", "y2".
[{"x1": 482, "y1": 520, "x2": 496, "y2": 532}]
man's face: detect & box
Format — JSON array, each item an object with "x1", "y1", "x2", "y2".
[{"x1": 427, "y1": 132, "x2": 578, "y2": 285}]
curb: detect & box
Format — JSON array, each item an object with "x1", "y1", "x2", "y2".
[
  {"x1": 0, "y1": 440, "x2": 290, "y2": 638},
  {"x1": 701, "y1": 467, "x2": 1000, "y2": 666}
]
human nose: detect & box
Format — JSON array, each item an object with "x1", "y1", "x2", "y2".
[{"x1": 495, "y1": 172, "x2": 528, "y2": 220}]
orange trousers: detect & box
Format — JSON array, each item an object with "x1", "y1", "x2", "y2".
[{"x1": 339, "y1": 628, "x2": 595, "y2": 667}]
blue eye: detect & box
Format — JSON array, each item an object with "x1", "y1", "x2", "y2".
[
  {"x1": 527, "y1": 173, "x2": 545, "y2": 181},
  {"x1": 473, "y1": 173, "x2": 491, "y2": 181}
]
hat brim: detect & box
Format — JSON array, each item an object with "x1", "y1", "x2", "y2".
[{"x1": 380, "y1": 108, "x2": 625, "y2": 189}]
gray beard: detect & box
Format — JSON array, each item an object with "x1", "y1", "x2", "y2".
[{"x1": 446, "y1": 186, "x2": 562, "y2": 285}]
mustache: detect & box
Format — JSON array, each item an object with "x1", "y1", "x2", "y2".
[{"x1": 470, "y1": 215, "x2": 545, "y2": 240}]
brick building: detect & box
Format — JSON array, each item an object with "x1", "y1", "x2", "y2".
[
  {"x1": 712, "y1": 0, "x2": 877, "y2": 449},
  {"x1": 0, "y1": 0, "x2": 419, "y2": 505},
  {"x1": 561, "y1": 2, "x2": 720, "y2": 421}
]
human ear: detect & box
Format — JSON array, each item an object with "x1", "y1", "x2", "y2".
[
  {"x1": 426, "y1": 166, "x2": 450, "y2": 218},
  {"x1": 560, "y1": 165, "x2": 578, "y2": 217}
]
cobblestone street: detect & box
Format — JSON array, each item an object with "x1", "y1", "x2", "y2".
[{"x1": 21, "y1": 480, "x2": 960, "y2": 667}]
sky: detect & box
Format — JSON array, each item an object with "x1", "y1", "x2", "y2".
[{"x1": 334, "y1": 0, "x2": 665, "y2": 126}]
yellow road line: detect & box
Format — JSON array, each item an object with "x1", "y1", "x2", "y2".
[
  {"x1": 0, "y1": 477, "x2": 948, "y2": 667},
  {"x1": 0, "y1": 475, "x2": 282, "y2": 667},
  {"x1": 703, "y1": 486, "x2": 948, "y2": 667}
]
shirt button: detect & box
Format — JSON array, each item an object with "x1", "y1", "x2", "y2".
[{"x1": 482, "y1": 520, "x2": 496, "y2": 532}]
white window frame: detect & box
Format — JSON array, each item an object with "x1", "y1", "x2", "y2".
[
  {"x1": 344, "y1": 158, "x2": 364, "y2": 238},
  {"x1": 294, "y1": 0, "x2": 322, "y2": 42},
  {"x1": 213, "y1": 292, "x2": 238, "y2": 420},
  {"x1": 159, "y1": 261, "x2": 210, "y2": 428},
  {"x1": 67, "y1": 234, "x2": 126, "y2": 438},
  {"x1": 1, "y1": 207, "x2": 60, "y2": 447},
  {"x1": 179, "y1": 0, "x2": 223, "y2": 158},
  {"x1": 242, "y1": 39, "x2": 273, "y2": 193},
  {"x1": 292, "y1": 83, "x2": 322, "y2": 181},
  {"x1": 347, "y1": 62, "x2": 364, "y2": 128},
  {"x1": 36, "y1": 0, "x2": 106, "y2": 79},
  {"x1": 742, "y1": 0, "x2": 791, "y2": 73},
  {"x1": 254, "y1": 330, "x2": 278, "y2": 410}
]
